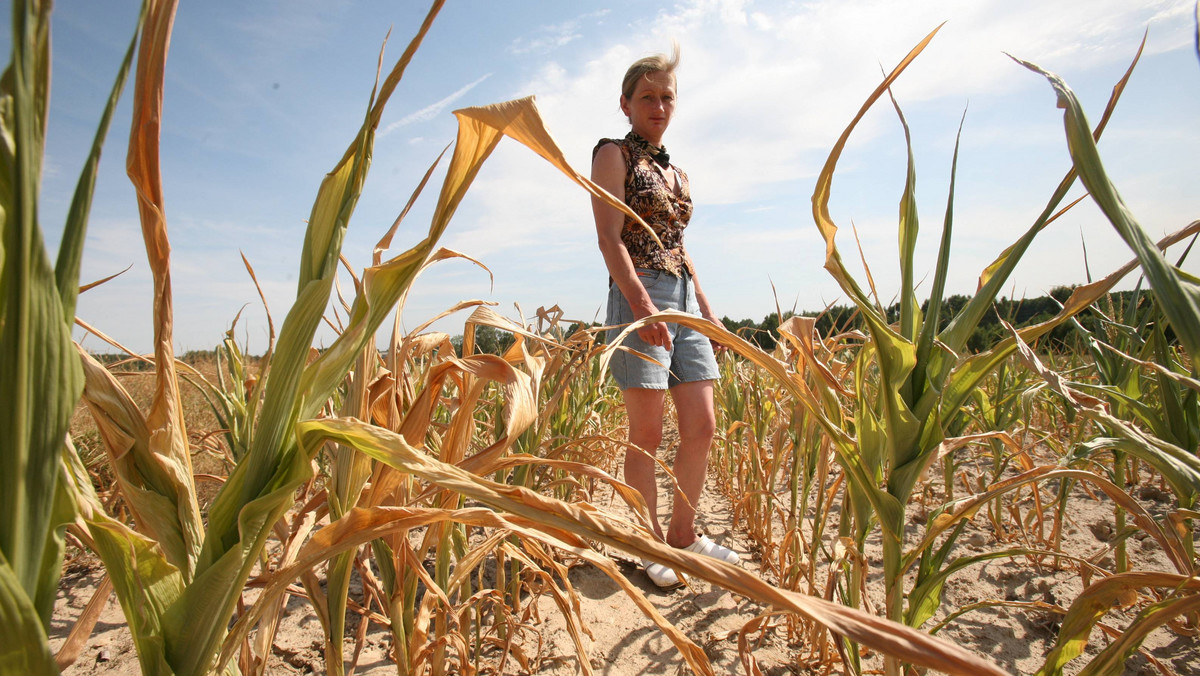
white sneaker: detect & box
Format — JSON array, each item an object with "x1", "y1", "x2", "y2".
[
  {"x1": 642, "y1": 559, "x2": 683, "y2": 589},
  {"x1": 683, "y1": 534, "x2": 739, "y2": 564}
]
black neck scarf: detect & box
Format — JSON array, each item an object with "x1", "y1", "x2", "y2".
[
  {"x1": 629, "y1": 132, "x2": 670, "y2": 168},
  {"x1": 651, "y1": 146, "x2": 670, "y2": 169}
]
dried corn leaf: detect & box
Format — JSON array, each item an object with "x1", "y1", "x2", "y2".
[
  {"x1": 76, "y1": 347, "x2": 198, "y2": 575},
  {"x1": 219, "y1": 506, "x2": 710, "y2": 676},
  {"x1": 296, "y1": 418, "x2": 1009, "y2": 676},
  {"x1": 123, "y1": 0, "x2": 203, "y2": 580},
  {"x1": 452, "y1": 97, "x2": 660, "y2": 248}
]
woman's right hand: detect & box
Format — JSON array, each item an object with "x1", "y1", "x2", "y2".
[{"x1": 633, "y1": 303, "x2": 672, "y2": 350}]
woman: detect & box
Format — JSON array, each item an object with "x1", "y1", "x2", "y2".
[{"x1": 591, "y1": 47, "x2": 739, "y2": 588}]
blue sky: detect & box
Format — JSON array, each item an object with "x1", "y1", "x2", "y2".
[{"x1": 15, "y1": 0, "x2": 1200, "y2": 355}]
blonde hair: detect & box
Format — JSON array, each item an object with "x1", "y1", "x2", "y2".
[{"x1": 620, "y1": 43, "x2": 680, "y2": 100}]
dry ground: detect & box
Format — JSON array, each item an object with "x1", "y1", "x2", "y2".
[
  {"x1": 50, "y1": 455, "x2": 1200, "y2": 675},
  {"x1": 52, "y1": 364, "x2": 1200, "y2": 675}
]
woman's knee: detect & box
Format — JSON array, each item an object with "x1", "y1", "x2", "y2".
[
  {"x1": 624, "y1": 387, "x2": 666, "y2": 451},
  {"x1": 671, "y1": 380, "x2": 715, "y2": 441},
  {"x1": 628, "y1": 426, "x2": 663, "y2": 452},
  {"x1": 680, "y1": 413, "x2": 716, "y2": 443}
]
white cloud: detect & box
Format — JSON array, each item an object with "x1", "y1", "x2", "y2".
[
  {"x1": 509, "y1": 10, "x2": 612, "y2": 55},
  {"x1": 46, "y1": 0, "x2": 1200, "y2": 352},
  {"x1": 446, "y1": 0, "x2": 1199, "y2": 327}
]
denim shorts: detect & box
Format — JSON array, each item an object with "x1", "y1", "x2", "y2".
[{"x1": 605, "y1": 268, "x2": 720, "y2": 390}]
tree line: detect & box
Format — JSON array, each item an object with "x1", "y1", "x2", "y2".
[
  {"x1": 451, "y1": 287, "x2": 1157, "y2": 356},
  {"x1": 88, "y1": 287, "x2": 1156, "y2": 363},
  {"x1": 720, "y1": 287, "x2": 1156, "y2": 353}
]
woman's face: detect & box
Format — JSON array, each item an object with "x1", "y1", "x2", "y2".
[{"x1": 621, "y1": 70, "x2": 675, "y2": 144}]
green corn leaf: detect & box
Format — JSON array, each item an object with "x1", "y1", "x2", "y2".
[
  {"x1": 226, "y1": 0, "x2": 448, "y2": 537},
  {"x1": 0, "y1": 0, "x2": 83, "y2": 627},
  {"x1": 1075, "y1": 436, "x2": 1200, "y2": 506},
  {"x1": 32, "y1": 456, "x2": 76, "y2": 636},
  {"x1": 908, "y1": 547, "x2": 1044, "y2": 630},
  {"x1": 1004, "y1": 312, "x2": 1200, "y2": 509},
  {"x1": 1076, "y1": 592, "x2": 1200, "y2": 676},
  {"x1": 809, "y1": 28, "x2": 931, "y2": 476},
  {"x1": 918, "y1": 39, "x2": 1146, "y2": 427},
  {"x1": 932, "y1": 176, "x2": 1077, "y2": 368},
  {"x1": 851, "y1": 345, "x2": 899, "y2": 539},
  {"x1": 912, "y1": 110, "x2": 966, "y2": 409},
  {"x1": 811, "y1": 24, "x2": 941, "y2": 330},
  {"x1": 62, "y1": 441, "x2": 180, "y2": 676},
  {"x1": 890, "y1": 88, "x2": 921, "y2": 349},
  {"x1": 1036, "y1": 573, "x2": 1200, "y2": 676},
  {"x1": 87, "y1": 519, "x2": 184, "y2": 676},
  {"x1": 937, "y1": 219, "x2": 1200, "y2": 425},
  {"x1": 909, "y1": 516, "x2": 969, "y2": 625},
  {"x1": 296, "y1": 109, "x2": 504, "y2": 422},
  {"x1": 1070, "y1": 381, "x2": 1160, "y2": 436},
  {"x1": 203, "y1": 0, "x2": 446, "y2": 569},
  {"x1": 322, "y1": 348, "x2": 380, "y2": 676},
  {"x1": 0, "y1": 552, "x2": 56, "y2": 675},
  {"x1": 1150, "y1": 325, "x2": 1196, "y2": 450},
  {"x1": 163, "y1": 446, "x2": 312, "y2": 675},
  {"x1": 853, "y1": 347, "x2": 887, "y2": 480},
  {"x1": 1016, "y1": 56, "x2": 1200, "y2": 369}
]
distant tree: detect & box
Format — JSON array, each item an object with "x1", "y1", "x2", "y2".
[
  {"x1": 754, "y1": 312, "x2": 781, "y2": 350},
  {"x1": 607, "y1": 288, "x2": 1170, "y2": 360},
  {"x1": 468, "y1": 325, "x2": 515, "y2": 356},
  {"x1": 180, "y1": 348, "x2": 219, "y2": 364},
  {"x1": 721, "y1": 315, "x2": 756, "y2": 335},
  {"x1": 562, "y1": 321, "x2": 603, "y2": 344},
  {"x1": 814, "y1": 304, "x2": 860, "y2": 337}
]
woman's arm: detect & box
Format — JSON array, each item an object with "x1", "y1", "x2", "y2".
[
  {"x1": 592, "y1": 143, "x2": 673, "y2": 350},
  {"x1": 685, "y1": 251, "x2": 726, "y2": 354},
  {"x1": 684, "y1": 251, "x2": 719, "y2": 323}
]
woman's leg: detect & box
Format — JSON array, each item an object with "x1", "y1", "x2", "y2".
[
  {"x1": 665, "y1": 379, "x2": 716, "y2": 548},
  {"x1": 622, "y1": 387, "x2": 667, "y2": 539}
]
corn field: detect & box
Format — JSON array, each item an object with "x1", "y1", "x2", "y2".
[{"x1": 4, "y1": 1, "x2": 1200, "y2": 674}]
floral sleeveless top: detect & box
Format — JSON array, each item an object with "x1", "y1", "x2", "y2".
[{"x1": 593, "y1": 131, "x2": 694, "y2": 277}]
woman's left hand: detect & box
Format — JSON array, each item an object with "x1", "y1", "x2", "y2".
[{"x1": 703, "y1": 314, "x2": 727, "y2": 355}]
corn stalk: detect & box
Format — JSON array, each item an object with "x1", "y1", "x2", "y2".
[
  {"x1": 65, "y1": 0, "x2": 678, "y2": 664},
  {"x1": 0, "y1": 0, "x2": 139, "y2": 671},
  {"x1": 800, "y1": 23, "x2": 1179, "y2": 676},
  {"x1": 69, "y1": 3, "x2": 480, "y2": 673}
]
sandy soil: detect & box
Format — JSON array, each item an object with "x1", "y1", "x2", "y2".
[
  {"x1": 50, "y1": 421, "x2": 1200, "y2": 676},
  {"x1": 50, "y1": 477, "x2": 785, "y2": 676}
]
